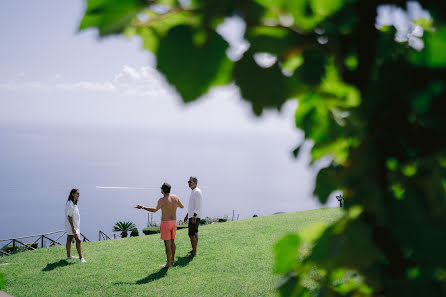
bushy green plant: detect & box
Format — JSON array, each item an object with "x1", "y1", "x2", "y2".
[
  {"x1": 142, "y1": 227, "x2": 159, "y2": 235},
  {"x1": 130, "y1": 228, "x2": 139, "y2": 237},
  {"x1": 6, "y1": 246, "x2": 18, "y2": 254},
  {"x1": 27, "y1": 243, "x2": 38, "y2": 249},
  {"x1": 113, "y1": 221, "x2": 137, "y2": 238},
  {"x1": 253, "y1": 214, "x2": 258, "y2": 218}
]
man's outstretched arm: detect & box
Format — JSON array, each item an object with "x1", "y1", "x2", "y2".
[{"x1": 135, "y1": 199, "x2": 162, "y2": 212}]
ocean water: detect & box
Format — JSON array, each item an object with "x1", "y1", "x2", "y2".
[{"x1": 0, "y1": 123, "x2": 336, "y2": 241}]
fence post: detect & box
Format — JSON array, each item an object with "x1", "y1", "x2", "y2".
[{"x1": 41, "y1": 235, "x2": 44, "y2": 248}]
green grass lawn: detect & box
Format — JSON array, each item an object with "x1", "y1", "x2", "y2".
[{"x1": 0, "y1": 208, "x2": 343, "y2": 297}]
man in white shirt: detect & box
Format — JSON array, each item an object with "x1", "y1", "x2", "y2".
[
  {"x1": 65, "y1": 188, "x2": 86, "y2": 263},
  {"x1": 184, "y1": 176, "x2": 203, "y2": 257}
]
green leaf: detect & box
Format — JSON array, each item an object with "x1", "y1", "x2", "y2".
[
  {"x1": 386, "y1": 158, "x2": 398, "y2": 171},
  {"x1": 137, "y1": 27, "x2": 160, "y2": 52},
  {"x1": 297, "y1": 49, "x2": 328, "y2": 85},
  {"x1": 314, "y1": 165, "x2": 342, "y2": 204},
  {"x1": 274, "y1": 234, "x2": 300, "y2": 274},
  {"x1": 234, "y1": 51, "x2": 294, "y2": 115},
  {"x1": 410, "y1": 26, "x2": 446, "y2": 68},
  {"x1": 391, "y1": 183, "x2": 405, "y2": 200},
  {"x1": 402, "y1": 163, "x2": 417, "y2": 177},
  {"x1": 310, "y1": 218, "x2": 382, "y2": 270},
  {"x1": 246, "y1": 26, "x2": 302, "y2": 56},
  {"x1": 312, "y1": 0, "x2": 345, "y2": 17},
  {"x1": 299, "y1": 222, "x2": 329, "y2": 244},
  {"x1": 282, "y1": 54, "x2": 304, "y2": 75},
  {"x1": 413, "y1": 18, "x2": 434, "y2": 32},
  {"x1": 79, "y1": 0, "x2": 146, "y2": 36},
  {"x1": 277, "y1": 273, "x2": 311, "y2": 297},
  {"x1": 157, "y1": 25, "x2": 233, "y2": 102},
  {"x1": 330, "y1": 269, "x2": 373, "y2": 295}
]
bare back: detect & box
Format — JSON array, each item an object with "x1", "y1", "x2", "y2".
[{"x1": 159, "y1": 194, "x2": 183, "y2": 221}]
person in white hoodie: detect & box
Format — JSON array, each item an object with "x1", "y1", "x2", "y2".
[
  {"x1": 65, "y1": 188, "x2": 86, "y2": 263},
  {"x1": 184, "y1": 176, "x2": 203, "y2": 257}
]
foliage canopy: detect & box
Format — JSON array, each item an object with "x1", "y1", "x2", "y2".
[{"x1": 81, "y1": 0, "x2": 446, "y2": 296}]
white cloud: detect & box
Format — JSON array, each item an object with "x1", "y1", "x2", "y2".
[{"x1": 0, "y1": 65, "x2": 172, "y2": 97}]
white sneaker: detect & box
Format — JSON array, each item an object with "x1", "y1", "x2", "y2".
[
  {"x1": 66, "y1": 256, "x2": 78, "y2": 260},
  {"x1": 79, "y1": 258, "x2": 87, "y2": 263}
]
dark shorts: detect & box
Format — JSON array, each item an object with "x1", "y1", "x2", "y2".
[{"x1": 188, "y1": 218, "x2": 200, "y2": 236}]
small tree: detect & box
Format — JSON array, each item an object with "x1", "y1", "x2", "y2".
[{"x1": 113, "y1": 221, "x2": 136, "y2": 238}]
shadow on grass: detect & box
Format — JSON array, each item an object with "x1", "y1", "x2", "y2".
[
  {"x1": 135, "y1": 267, "x2": 169, "y2": 285},
  {"x1": 115, "y1": 255, "x2": 194, "y2": 286},
  {"x1": 174, "y1": 255, "x2": 194, "y2": 267},
  {"x1": 42, "y1": 260, "x2": 74, "y2": 271}
]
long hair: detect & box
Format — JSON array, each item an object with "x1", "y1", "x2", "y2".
[{"x1": 67, "y1": 188, "x2": 79, "y2": 205}]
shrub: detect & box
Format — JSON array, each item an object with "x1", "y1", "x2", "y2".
[
  {"x1": 177, "y1": 224, "x2": 188, "y2": 230},
  {"x1": 6, "y1": 246, "x2": 18, "y2": 254},
  {"x1": 199, "y1": 218, "x2": 207, "y2": 225},
  {"x1": 130, "y1": 228, "x2": 139, "y2": 237},
  {"x1": 142, "y1": 227, "x2": 160, "y2": 235},
  {"x1": 218, "y1": 218, "x2": 227, "y2": 223},
  {"x1": 113, "y1": 221, "x2": 137, "y2": 238},
  {"x1": 253, "y1": 214, "x2": 258, "y2": 217},
  {"x1": 143, "y1": 224, "x2": 188, "y2": 235},
  {"x1": 27, "y1": 243, "x2": 38, "y2": 249}
]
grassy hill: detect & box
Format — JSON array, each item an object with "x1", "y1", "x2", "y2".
[{"x1": 0, "y1": 208, "x2": 343, "y2": 297}]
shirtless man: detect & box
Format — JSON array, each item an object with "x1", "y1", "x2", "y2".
[{"x1": 134, "y1": 182, "x2": 184, "y2": 267}]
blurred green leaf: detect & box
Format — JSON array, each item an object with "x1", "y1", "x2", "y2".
[
  {"x1": 246, "y1": 27, "x2": 302, "y2": 56},
  {"x1": 79, "y1": 0, "x2": 146, "y2": 36},
  {"x1": 312, "y1": 0, "x2": 345, "y2": 17},
  {"x1": 410, "y1": 26, "x2": 446, "y2": 68},
  {"x1": 277, "y1": 272, "x2": 303, "y2": 297},
  {"x1": 299, "y1": 222, "x2": 329, "y2": 244},
  {"x1": 157, "y1": 25, "x2": 233, "y2": 102},
  {"x1": 234, "y1": 51, "x2": 294, "y2": 115},
  {"x1": 282, "y1": 54, "x2": 304, "y2": 75},
  {"x1": 386, "y1": 158, "x2": 399, "y2": 171},
  {"x1": 297, "y1": 49, "x2": 328, "y2": 85},
  {"x1": 314, "y1": 165, "x2": 342, "y2": 204},
  {"x1": 310, "y1": 218, "x2": 382, "y2": 270},
  {"x1": 274, "y1": 234, "x2": 300, "y2": 274},
  {"x1": 413, "y1": 18, "x2": 434, "y2": 32},
  {"x1": 391, "y1": 183, "x2": 405, "y2": 200},
  {"x1": 402, "y1": 163, "x2": 417, "y2": 177},
  {"x1": 411, "y1": 80, "x2": 445, "y2": 114}
]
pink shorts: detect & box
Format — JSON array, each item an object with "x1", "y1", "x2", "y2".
[{"x1": 160, "y1": 220, "x2": 177, "y2": 240}]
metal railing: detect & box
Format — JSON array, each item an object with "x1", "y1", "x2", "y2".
[
  {"x1": 0, "y1": 230, "x2": 90, "y2": 256},
  {"x1": 98, "y1": 230, "x2": 115, "y2": 241}
]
